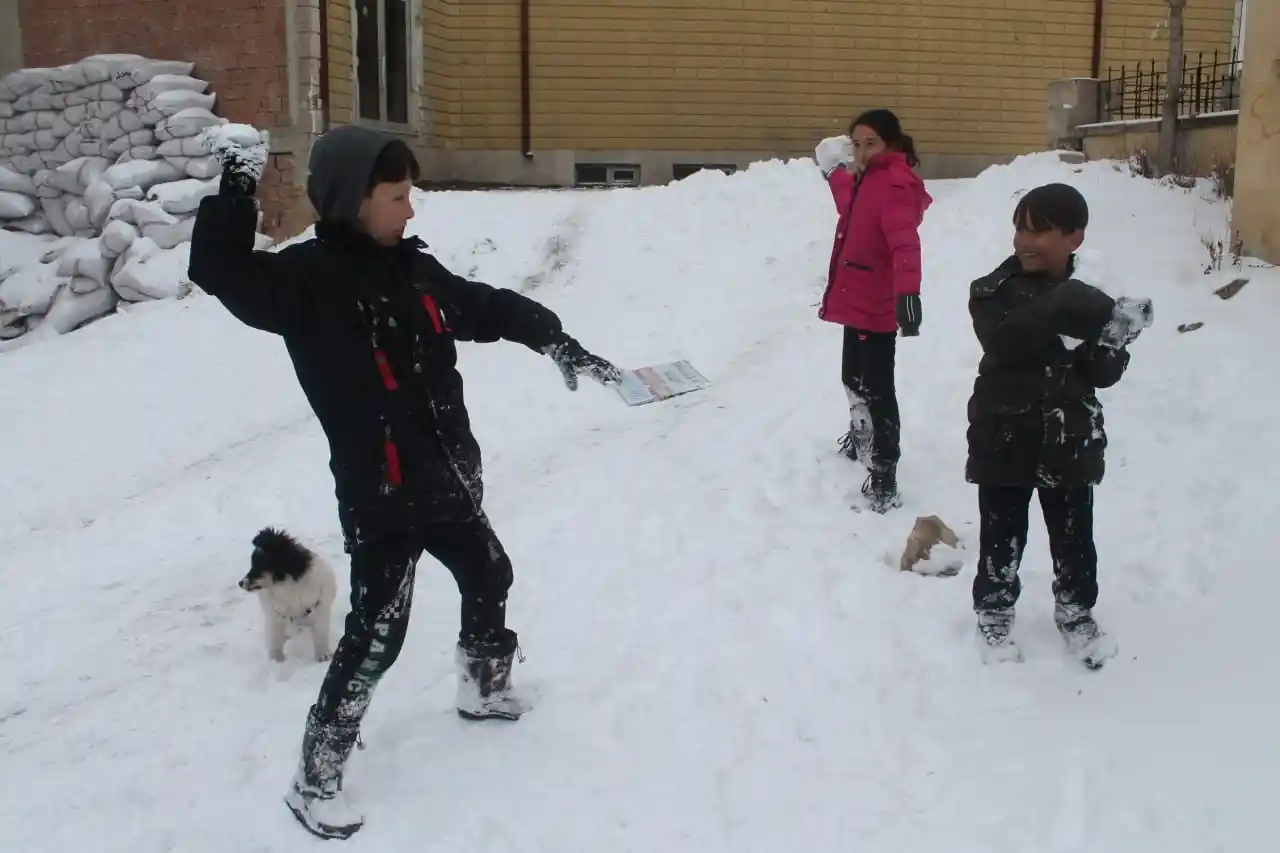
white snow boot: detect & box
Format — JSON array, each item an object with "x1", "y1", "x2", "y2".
[
  {"x1": 283, "y1": 708, "x2": 365, "y2": 840},
  {"x1": 1055, "y1": 603, "x2": 1117, "y2": 670},
  {"x1": 976, "y1": 608, "x2": 1023, "y2": 664},
  {"x1": 455, "y1": 630, "x2": 526, "y2": 721}
]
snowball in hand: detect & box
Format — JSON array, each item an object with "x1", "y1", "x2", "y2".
[{"x1": 199, "y1": 123, "x2": 270, "y2": 181}]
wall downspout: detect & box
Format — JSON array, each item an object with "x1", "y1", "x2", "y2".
[
  {"x1": 1090, "y1": 0, "x2": 1105, "y2": 78},
  {"x1": 318, "y1": 0, "x2": 332, "y2": 131},
  {"x1": 520, "y1": 0, "x2": 532, "y2": 159}
]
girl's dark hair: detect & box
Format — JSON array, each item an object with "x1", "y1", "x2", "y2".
[
  {"x1": 848, "y1": 108, "x2": 919, "y2": 168},
  {"x1": 365, "y1": 139, "x2": 420, "y2": 194},
  {"x1": 1012, "y1": 183, "x2": 1089, "y2": 232}
]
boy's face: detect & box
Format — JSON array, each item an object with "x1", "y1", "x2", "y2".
[
  {"x1": 359, "y1": 179, "x2": 416, "y2": 246},
  {"x1": 1013, "y1": 215, "x2": 1083, "y2": 276}
]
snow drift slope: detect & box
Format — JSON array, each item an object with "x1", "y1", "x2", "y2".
[{"x1": 1, "y1": 154, "x2": 1276, "y2": 852}]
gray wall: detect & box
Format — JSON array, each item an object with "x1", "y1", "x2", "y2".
[{"x1": 0, "y1": 0, "x2": 22, "y2": 77}]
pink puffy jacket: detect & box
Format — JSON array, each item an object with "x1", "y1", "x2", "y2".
[{"x1": 818, "y1": 151, "x2": 933, "y2": 333}]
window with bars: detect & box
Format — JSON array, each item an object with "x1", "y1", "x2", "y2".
[{"x1": 355, "y1": 0, "x2": 412, "y2": 126}]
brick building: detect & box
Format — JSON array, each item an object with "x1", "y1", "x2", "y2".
[{"x1": 1, "y1": 0, "x2": 1241, "y2": 237}]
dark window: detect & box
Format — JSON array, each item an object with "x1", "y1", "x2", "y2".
[
  {"x1": 355, "y1": 0, "x2": 413, "y2": 125},
  {"x1": 574, "y1": 163, "x2": 641, "y2": 188},
  {"x1": 672, "y1": 164, "x2": 737, "y2": 181}
]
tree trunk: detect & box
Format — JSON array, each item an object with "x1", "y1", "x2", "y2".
[{"x1": 1158, "y1": 0, "x2": 1188, "y2": 175}]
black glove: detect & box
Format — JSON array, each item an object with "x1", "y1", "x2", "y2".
[
  {"x1": 543, "y1": 333, "x2": 623, "y2": 391},
  {"x1": 896, "y1": 293, "x2": 922, "y2": 336},
  {"x1": 218, "y1": 149, "x2": 260, "y2": 198},
  {"x1": 202, "y1": 126, "x2": 270, "y2": 199}
]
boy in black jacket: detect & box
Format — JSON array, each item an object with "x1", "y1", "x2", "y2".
[
  {"x1": 188, "y1": 125, "x2": 621, "y2": 839},
  {"x1": 965, "y1": 183, "x2": 1151, "y2": 670}
]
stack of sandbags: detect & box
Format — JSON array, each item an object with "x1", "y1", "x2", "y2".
[{"x1": 0, "y1": 54, "x2": 271, "y2": 343}]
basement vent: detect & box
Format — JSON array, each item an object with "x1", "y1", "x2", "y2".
[
  {"x1": 672, "y1": 163, "x2": 738, "y2": 181},
  {"x1": 574, "y1": 163, "x2": 641, "y2": 188}
]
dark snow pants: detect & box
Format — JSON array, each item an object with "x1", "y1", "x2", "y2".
[
  {"x1": 972, "y1": 485, "x2": 1098, "y2": 614},
  {"x1": 841, "y1": 326, "x2": 900, "y2": 466},
  {"x1": 311, "y1": 514, "x2": 515, "y2": 728}
]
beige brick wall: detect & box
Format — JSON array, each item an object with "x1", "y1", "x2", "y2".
[
  {"x1": 402, "y1": 0, "x2": 1239, "y2": 181},
  {"x1": 423, "y1": 0, "x2": 459, "y2": 147},
  {"x1": 327, "y1": 0, "x2": 355, "y2": 126},
  {"x1": 1099, "y1": 0, "x2": 1238, "y2": 76}
]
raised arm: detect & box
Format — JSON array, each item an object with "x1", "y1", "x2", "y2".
[{"x1": 187, "y1": 195, "x2": 315, "y2": 336}]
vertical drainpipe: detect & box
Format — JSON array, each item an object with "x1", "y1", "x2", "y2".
[
  {"x1": 318, "y1": 0, "x2": 332, "y2": 131},
  {"x1": 1090, "y1": 0, "x2": 1104, "y2": 79},
  {"x1": 520, "y1": 0, "x2": 533, "y2": 159}
]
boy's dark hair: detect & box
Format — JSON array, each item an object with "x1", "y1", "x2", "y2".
[
  {"x1": 848, "y1": 108, "x2": 920, "y2": 169},
  {"x1": 365, "y1": 139, "x2": 420, "y2": 195},
  {"x1": 1013, "y1": 183, "x2": 1089, "y2": 233}
]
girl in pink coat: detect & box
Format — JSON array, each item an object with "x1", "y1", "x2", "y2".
[{"x1": 814, "y1": 109, "x2": 933, "y2": 512}]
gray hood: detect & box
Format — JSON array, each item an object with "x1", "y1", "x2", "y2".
[{"x1": 306, "y1": 125, "x2": 396, "y2": 224}]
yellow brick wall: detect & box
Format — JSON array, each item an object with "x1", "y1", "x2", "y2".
[
  {"x1": 423, "y1": 0, "x2": 459, "y2": 147},
  {"x1": 412, "y1": 0, "x2": 1236, "y2": 158},
  {"x1": 1100, "y1": 0, "x2": 1238, "y2": 76},
  {"x1": 327, "y1": 0, "x2": 355, "y2": 126}
]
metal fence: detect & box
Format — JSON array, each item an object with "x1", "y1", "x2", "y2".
[{"x1": 1100, "y1": 49, "x2": 1241, "y2": 122}]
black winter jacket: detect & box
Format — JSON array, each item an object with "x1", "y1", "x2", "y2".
[
  {"x1": 187, "y1": 197, "x2": 565, "y2": 548},
  {"x1": 965, "y1": 255, "x2": 1130, "y2": 488}
]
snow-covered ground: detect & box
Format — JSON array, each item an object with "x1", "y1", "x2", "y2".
[{"x1": 1, "y1": 153, "x2": 1275, "y2": 852}]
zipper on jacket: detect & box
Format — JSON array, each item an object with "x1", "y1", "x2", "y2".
[{"x1": 820, "y1": 170, "x2": 865, "y2": 317}]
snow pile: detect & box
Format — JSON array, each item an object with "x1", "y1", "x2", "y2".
[
  {"x1": 0, "y1": 55, "x2": 270, "y2": 342},
  {"x1": 0, "y1": 154, "x2": 1277, "y2": 850}
]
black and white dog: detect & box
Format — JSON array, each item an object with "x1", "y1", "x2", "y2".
[{"x1": 239, "y1": 527, "x2": 336, "y2": 663}]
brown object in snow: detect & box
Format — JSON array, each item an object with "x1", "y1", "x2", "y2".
[{"x1": 900, "y1": 515, "x2": 960, "y2": 573}]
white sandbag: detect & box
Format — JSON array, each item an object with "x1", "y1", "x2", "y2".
[
  {"x1": 3, "y1": 131, "x2": 36, "y2": 153},
  {"x1": 111, "y1": 236, "x2": 184, "y2": 301},
  {"x1": 69, "y1": 140, "x2": 100, "y2": 159},
  {"x1": 37, "y1": 236, "x2": 82, "y2": 264},
  {"x1": 65, "y1": 198, "x2": 92, "y2": 233},
  {"x1": 42, "y1": 283, "x2": 118, "y2": 334},
  {"x1": 68, "y1": 274, "x2": 102, "y2": 295},
  {"x1": 144, "y1": 216, "x2": 195, "y2": 250},
  {"x1": 100, "y1": 158, "x2": 182, "y2": 193},
  {"x1": 145, "y1": 176, "x2": 218, "y2": 215},
  {"x1": 135, "y1": 90, "x2": 216, "y2": 124},
  {"x1": 37, "y1": 147, "x2": 73, "y2": 169},
  {"x1": 156, "y1": 136, "x2": 211, "y2": 158},
  {"x1": 9, "y1": 154, "x2": 44, "y2": 175},
  {"x1": 3, "y1": 111, "x2": 44, "y2": 134},
  {"x1": 184, "y1": 156, "x2": 221, "y2": 180},
  {"x1": 155, "y1": 108, "x2": 222, "y2": 141},
  {"x1": 132, "y1": 74, "x2": 208, "y2": 104},
  {"x1": 0, "y1": 314, "x2": 32, "y2": 339},
  {"x1": 0, "y1": 165, "x2": 35, "y2": 195},
  {"x1": 55, "y1": 237, "x2": 110, "y2": 289},
  {"x1": 0, "y1": 261, "x2": 65, "y2": 317},
  {"x1": 116, "y1": 146, "x2": 158, "y2": 163},
  {"x1": 83, "y1": 180, "x2": 115, "y2": 230},
  {"x1": 2, "y1": 215, "x2": 50, "y2": 234},
  {"x1": 0, "y1": 101, "x2": 12, "y2": 119},
  {"x1": 100, "y1": 219, "x2": 139, "y2": 259},
  {"x1": 0, "y1": 67, "x2": 55, "y2": 101},
  {"x1": 40, "y1": 196, "x2": 73, "y2": 237},
  {"x1": 0, "y1": 190, "x2": 36, "y2": 219},
  {"x1": 107, "y1": 197, "x2": 177, "y2": 229},
  {"x1": 64, "y1": 82, "x2": 127, "y2": 106},
  {"x1": 102, "y1": 56, "x2": 195, "y2": 89},
  {"x1": 106, "y1": 129, "x2": 154, "y2": 156},
  {"x1": 31, "y1": 171, "x2": 62, "y2": 199},
  {"x1": 46, "y1": 156, "x2": 112, "y2": 195}
]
